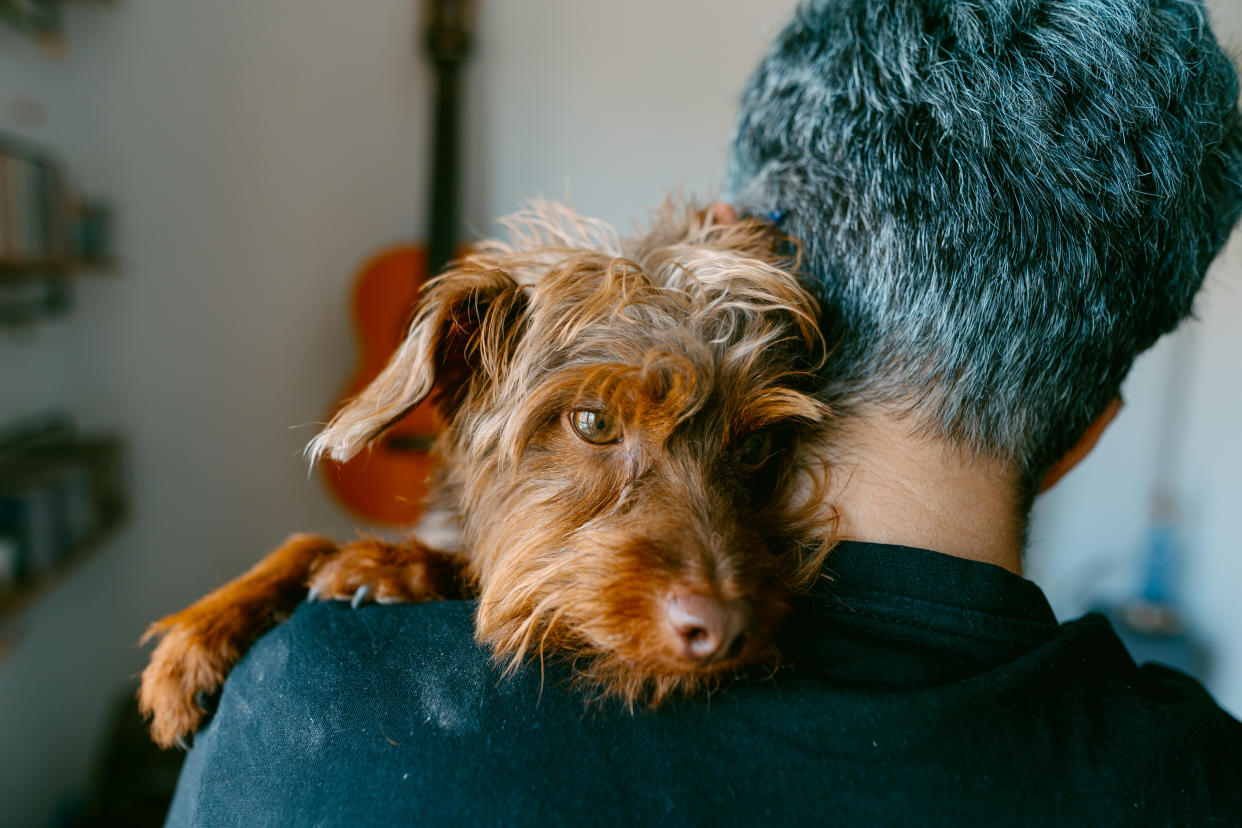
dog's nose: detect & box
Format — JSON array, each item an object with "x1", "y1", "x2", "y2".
[{"x1": 665, "y1": 591, "x2": 752, "y2": 664}]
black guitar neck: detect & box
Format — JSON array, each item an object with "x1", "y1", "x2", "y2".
[{"x1": 423, "y1": 0, "x2": 475, "y2": 278}]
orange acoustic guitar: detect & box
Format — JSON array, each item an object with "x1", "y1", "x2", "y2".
[{"x1": 321, "y1": 0, "x2": 476, "y2": 525}]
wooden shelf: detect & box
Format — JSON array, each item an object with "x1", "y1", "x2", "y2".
[
  {"x1": 2, "y1": 0, "x2": 116, "y2": 47},
  {"x1": 1, "y1": 132, "x2": 116, "y2": 300},
  {"x1": 0, "y1": 258, "x2": 117, "y2": 278}
]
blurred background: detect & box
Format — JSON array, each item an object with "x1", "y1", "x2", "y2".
[{"x1": 0, "y1": 0, "x2": 1238, "y2": 824}]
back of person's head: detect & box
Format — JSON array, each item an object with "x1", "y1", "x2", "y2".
[{"x1": 727, "y1": 0, "x2": 1242, "y2": 490}]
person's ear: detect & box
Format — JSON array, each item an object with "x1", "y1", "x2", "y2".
[
  {"x1": 1037, "y1": 395, "x2": 1123, "y2": 493},
  {"x1": 709, "y1": 202, "x2": 738, "y2": 225}
]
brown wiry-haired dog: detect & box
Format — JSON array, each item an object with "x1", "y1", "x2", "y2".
[{"x1": 139, "y1": 202, "x2": 836, "y2": 749}]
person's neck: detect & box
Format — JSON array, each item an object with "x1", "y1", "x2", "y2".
[{"x1": 823, "y1": 412, "x2": 1025, "y2": 575}]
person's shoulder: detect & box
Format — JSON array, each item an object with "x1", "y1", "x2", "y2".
[
  {"x1": 1129, "y1": 659, "x2": 1242, "y2": 747},
  {"x1": 235, "y1": 599, "x2": 497, "y2": 715},
  {"x1": 266, "y1": 598, "x2": 483, "y2": 670},
  {"x1": 1047, "y1": 614, "x2": 1242, "y2": 808},
  {"x1": 1129, "y1": 662, "x2": 1242, "y2": 815},
  {"x1": 167, "y1": 600, "x2": 509, "y2": 826},
  {"x1": 1056, "y1": 613, "x2": 1237, "y2": 712},
  {"x1": 1052, "y1": 613, "x2": 1238, "y2": 717}
]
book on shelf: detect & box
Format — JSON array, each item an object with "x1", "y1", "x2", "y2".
[
  {"x1": 0, "y1": 414, "x2": 127, "y2": 599},
  {"x1": 0, "y1": 138, "x2": 76, "y2": 267}
]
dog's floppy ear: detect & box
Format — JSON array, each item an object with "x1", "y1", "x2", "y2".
[{"x1": 308, "y1": 262, "x2": 525, "y2": 464}]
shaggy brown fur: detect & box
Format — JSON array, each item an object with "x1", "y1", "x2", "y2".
[{"x1": 139, "y1": 202, "x2": 837, "y2": 749}]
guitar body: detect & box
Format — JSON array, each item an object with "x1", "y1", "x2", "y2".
[{"x1": 322, "y1": 246, "x2": 439, "y2": 525}]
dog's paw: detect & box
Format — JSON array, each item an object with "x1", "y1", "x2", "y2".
[
  {"x1": 306, "y1": 538, "x2": 453, "y2": 607},
  {"x1": 138, "y1": 620, "x2": 233, "y2": 750},
  {"x1": 137, "y1": 533, "x2": 343, "y2": 748}
]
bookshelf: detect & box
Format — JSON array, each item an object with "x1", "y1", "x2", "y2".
[
  {"x1": 0, "y1": 132, "x2": 114, "y2": 324},
  {"x1": 0, "y1": 413, "x2": 129, "y2": 635},
  {"x1": 1, "y1": 4, "x2": 125, "y2": 632}
]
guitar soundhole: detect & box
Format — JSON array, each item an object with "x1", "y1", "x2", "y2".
[{"x1": 382, "y1": 434, "x2": 437, "y2": 453}]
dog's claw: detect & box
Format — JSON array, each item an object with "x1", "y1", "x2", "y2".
[
  {"x1": 350, "y1": 585, "x2": 372, "y2": 609},
  {"x1": 174, "y1": 733, "x2": 192, "y2": 752},
  {"x1": 306, "y1": 586, "x2": 320, "y2": 603}
]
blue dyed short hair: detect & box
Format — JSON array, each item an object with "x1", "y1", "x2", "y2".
[{"x1": 728, "y1": 0, "x2": 1242, "y2": 484}]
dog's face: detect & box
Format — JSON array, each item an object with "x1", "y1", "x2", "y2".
[{"x1": 310, "y1": 203, "x2": 835, "y2": 703}]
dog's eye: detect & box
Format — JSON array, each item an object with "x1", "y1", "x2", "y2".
[
  {"x1": 737, "y1": 429, "x2": 774, "y2": 470},
  {"x1": 570, "y1": 409, "x2": 622, "y2": 445}
]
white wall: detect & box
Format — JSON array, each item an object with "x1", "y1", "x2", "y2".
[{"x1": 1, "y1": 0, "x2": 1239, "y2": 824}]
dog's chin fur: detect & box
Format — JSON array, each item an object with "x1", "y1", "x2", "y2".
[
  {"x1": 473, "y1": 533, "x2": 798, "y2": 708},
  {"x1": 311, "y1": 200, "x2": 839, "y2": 706}
]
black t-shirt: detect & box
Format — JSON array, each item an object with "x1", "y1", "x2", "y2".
[{"x1": 167, "y1": 542, "x2": 1242, "y2": 826}]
